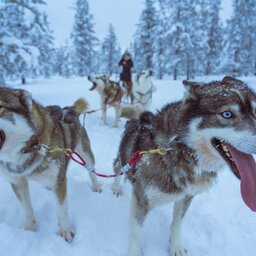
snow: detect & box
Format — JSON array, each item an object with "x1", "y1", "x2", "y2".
[{"x1": 1, "y1": 76, "x2": 256, "y2": 256}]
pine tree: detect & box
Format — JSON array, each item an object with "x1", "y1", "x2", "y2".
[
  {"x1": 133, "y1": 0, "x2": 157, "y2": 71},
  {"x1": 0, "y1": 0, "x2": 54, "y2": 83},
  {"x1": 224, "y1": 0, "x2": 256, "y2": 76},
  {"x1": 199, "y1": 0, "x2": 223, "y2": 75},
  {"x1": 153, "y1": 14, "x2": 165, "y2": 79},
  {"x1": 31, "y1": 12, "x2": 54, "y2": 78},
  {"x1": 164, "y1": 0, "x2": 193, "y2": 79},
  {"x1": 100, "y1": 24, "x2": 121, "y2": 76},
  {"x1": 72, "y1": 0, "x2": 98, "y2": 76}
]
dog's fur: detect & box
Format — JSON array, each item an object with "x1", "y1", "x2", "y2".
[
  {"x1": 112, "y1": 77, "x2": 256, "y2": 256},
  {"x1": 132, "y1": 70, "x2": 155, "y2": 111},
  {"x1": 0, "y1": 87, "x2": 101, "y2": 242}
]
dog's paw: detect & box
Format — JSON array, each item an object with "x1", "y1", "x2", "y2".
[
  {"x1": 22, "y1": 218, "x2": 37, "y2": 232},
  {"x1": 92, "y1": 184, "x2": 102, "y2": 193},
  {"x1": 169, "y1": 244, "x2": 187, "y2": 256},
  {"x1": 111, "y1": 184, "x2": 123, "y2": 197},
  {"x1": 58, "y1": 227, "x2": 76, "y2": 243},
  {"x1": 126, "y1": 248, "x2": 142, "y2": 256}
]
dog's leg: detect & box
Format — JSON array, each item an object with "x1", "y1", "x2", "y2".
[
  {"x1": 111, "y1": 157, "x2": 122, "y2": 196},
  {"x1": 11, "y1": 178, "x2": 36, "y2": 231},
  {"x1": 169, "y1": 195, "x2": 193, "y2": 256},
  {"x1": 77, "y1": 134, "x2": 102, "y2": 192},
  {"x1": 101, "y1": 100, "x2": 107, "y2": 125},
  {"x1": 55, "y1": 176, "x2": 75, "y2": 242},
  {"x1": 127, "y1": 191, "x2": 148, "y2": 256},
  {"x1": 114, "y1": 105, "x2": 120, "y2": 127}
]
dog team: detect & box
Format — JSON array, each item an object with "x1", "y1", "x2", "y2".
[{"x1": 0, "y1": 69, "x2": 256, "y2": 255}]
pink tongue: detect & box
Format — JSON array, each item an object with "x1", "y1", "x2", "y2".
[{"x1": 228, "y1": 145, "x2": 256, "y2": 211}]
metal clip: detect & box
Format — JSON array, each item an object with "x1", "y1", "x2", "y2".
[
  {"x1": 140, "y1": 148, "x2": 169, "y2": 156},
  {"x1": 47, "y1": 146, "x2": 72, "y2": 156}
]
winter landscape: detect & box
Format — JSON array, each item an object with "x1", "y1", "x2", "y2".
[{"x1": 1, "y1": 0, "x2": 256, "y2": 256}]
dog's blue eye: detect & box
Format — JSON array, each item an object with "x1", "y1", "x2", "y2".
[{"x1": 221, "y1": 111, "x2": 233, "y2": 119}]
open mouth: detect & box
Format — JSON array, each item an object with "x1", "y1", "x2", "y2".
[
  {"x1": 0, "y1": 130, "x2": 5, "y2": 150},
  {"x1": 212, "y1": 138, "x2": 256, "y2": 212},
  {"x1": 89, "y1": 82, "x2": 97, "y2": 91},
  {"x1": 212, "y1": 138, "x2": 240, "y2": 179}
]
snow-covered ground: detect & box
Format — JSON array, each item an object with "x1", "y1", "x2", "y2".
[{"x1": 0, "y1": 76, "x2": 256, "y2": 256}]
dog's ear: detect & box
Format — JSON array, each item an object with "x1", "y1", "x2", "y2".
[
  {"x1": 136, "y1": 71, "x2": 141, "y2": 82},
  {"x1": 102, "y1": 75, "x2": 109, "y2": 81},
  {"x1": 182, "y1": 80, "x2": 205, "y2": 100},
  {"x1": 222, "y1": 76, "x2": 244, "y2": 85},
  {"x1": 14, "y1": 89, "x2": 33, "y2": 112}
]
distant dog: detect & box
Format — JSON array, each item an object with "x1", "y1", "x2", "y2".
[
  {"x1": 0, "y1": 87, "x2": 101, "y2": 242},
  {"x1": 88, "y1": 75, "x2": 145, "y2": 126},
  {"x1": 117, "y1": 71, "x2": 156, "y2": 120},
  {"x1": 132, "y1": 70, "x2": 155, "y2": 111},
  {"x1": 88, "y1": 75, "x2": 123, "y2": 127},
  {"x1": 112, "y1": 77, "x2": 256, "y2": 256}
]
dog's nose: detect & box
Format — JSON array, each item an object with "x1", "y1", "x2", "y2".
[
  {"x1": 149, "y1": 70, "x2": 153, "y2": 76},
  {"x1": 87, "y1": 76, "x2": 91, "y2": 80}
]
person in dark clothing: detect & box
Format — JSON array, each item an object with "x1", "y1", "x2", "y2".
[{"x1": 118, "y1": 52, "x2": 134, "y2": 102}]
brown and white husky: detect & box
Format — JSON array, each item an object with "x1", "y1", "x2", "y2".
[
  {"x1": 0, "y1": 87, "x2": 101, "y2": 242},
  {"x1": 112, "y1": 76, "x2": 256, "y2": 256}
]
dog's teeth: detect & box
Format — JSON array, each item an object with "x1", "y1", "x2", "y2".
[{"x1": 223, "y1": 145, "x2": 228, "y2": 152}]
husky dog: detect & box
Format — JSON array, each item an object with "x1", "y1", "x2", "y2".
[
  {"x1": 88, "y1": 75, "x2": 144, "y2": 126},
  {"x1": 0, "y1": 87, "x2": 101, "y2": 242},
  {"x1": 112, "y1": 77, "x2": 256, "y2": 256},
  {"x1": 88, "y1": 75, "x2": 123, "y2": 127},
  {"x1": 132, "y1": 70, "x2": 156, "y2": 111}
]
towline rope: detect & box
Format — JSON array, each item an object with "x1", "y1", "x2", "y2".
[{"x1": 41, "y1": 145, "x2": 172, "y2": 178}]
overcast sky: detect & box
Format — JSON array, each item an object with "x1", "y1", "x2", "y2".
[{"x1": 44, "y1": 0, "x2": 233, "y2": 51}]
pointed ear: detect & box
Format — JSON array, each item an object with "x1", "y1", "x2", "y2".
[
  {"x1": 182, "y1": 80, "x2": 204, "y2": 100},
  {"x1": 103, "y1": 75, "x2": 109, "y2": 81},
  {"x1": 15, "y1": 89, "x2": 33, "y2": 111},
  {"x1": 222, "y1": 76, "x2": 244, "y2": 85},
  {"x1": 136, "y1": 71, "x2": 141, "y2": 82}
]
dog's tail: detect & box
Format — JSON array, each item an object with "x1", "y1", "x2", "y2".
[{"x1": 73, "y1": 98, "x2": 89, "y2": 114}]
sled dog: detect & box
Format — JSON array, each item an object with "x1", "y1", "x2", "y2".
[
  {"x1": 112, "y1": 76, "x2": 256, "y2": 256},
  {"x1": 88, "y1": 75, "x2": 145, "y2": 126},
  {"x1": 132, "y1": 70, "x2": 155, "y2": 111},
  {"x1": 88, "y1": 75, "x2": 123, "y2": 127},
  {"x1": 0, "y1": 87, "x2": 101, "y2": 242}
]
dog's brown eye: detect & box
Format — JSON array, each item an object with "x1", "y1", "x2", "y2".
[{"x1": 221, "y1": 111, "x2": 234, "y2": 119}]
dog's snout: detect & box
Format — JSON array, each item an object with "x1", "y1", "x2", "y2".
[
  {"x1": 149, "y1": 70, "x2": 153, "y2": 76},
  {"x1": 88, "y1": 76, "x2": 91, "y2": 80}
]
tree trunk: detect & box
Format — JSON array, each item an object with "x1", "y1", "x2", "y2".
[
  {"x1": 186, "y1": 60, "x2": 190, "y2": 80},
  {"x1": 173, "y1": 68, "x2": 177, "y2": 80},
  {"x1": 21, "y1": 76, "x2": 26, "y2": 84},
  {"x1": 0, "y1": 70, "x2": 5, "y2": 86}
]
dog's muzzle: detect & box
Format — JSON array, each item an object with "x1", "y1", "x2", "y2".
[
  {"x1": 89, "y1": 83, "x2": 97, "y2": 91},
  {"x1": 0, "y1": 130, "x2": 5, "y2": 150}
]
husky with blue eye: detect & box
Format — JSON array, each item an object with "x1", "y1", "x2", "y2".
[
  {"x1": 0, "y1": 88, "x2": 101, "y2": 242},
  {"x1": 112, "y1": 76, "x2": 256, "y2": 256}
]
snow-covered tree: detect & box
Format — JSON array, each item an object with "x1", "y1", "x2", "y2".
[
  {"x1": 199, "y1": 0, "x2": 223, "y2": 75},
  {"x1": 71, "y1": 0, "x2": 98, "y2": 76},
  {"x1": 153, "y1": 14, "x2": 165, "y2": 79},
  {"x1": 0, "y1": 0, "x2": 54, "y2": 83},
  {"x1": 163, "y1": 0, "x2": 193, "y2": 79},
  {"x1": 223, "y1": 0, "x2": 256, "y2": 76},
  {"x1": 53, "y1": 42, "x2": 74, "y2": 78},
  {"x1": 30, "y1": 12, "x2": 54, "y2": 78},
  {"x1": 100, "y1": 24, "x2": 121, "y2": 76},
  {"x1": 133, "y1": 0, "x2": 157, "y2": 71}
]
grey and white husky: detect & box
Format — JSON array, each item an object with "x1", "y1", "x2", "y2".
[{"x1": 112, "y1": 76, "x2": 256, "y2": 256}]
